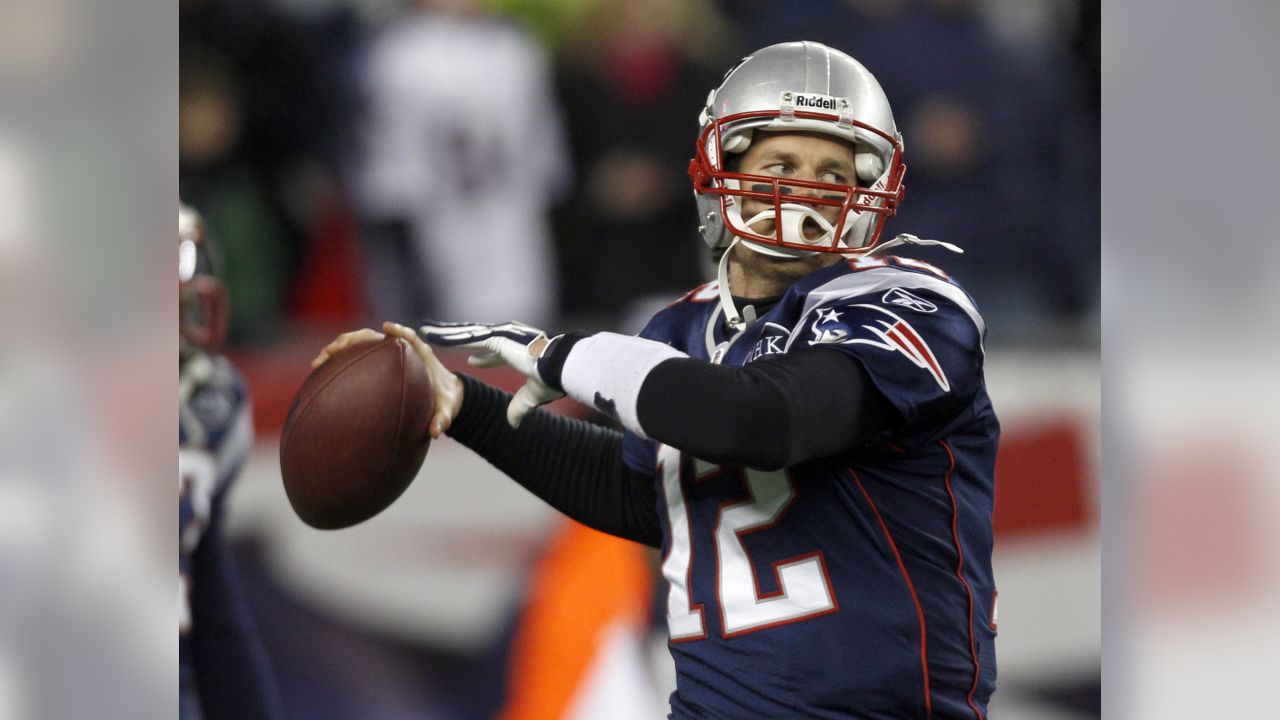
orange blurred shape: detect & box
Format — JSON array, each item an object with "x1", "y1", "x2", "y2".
[{"x1": 500, "y1": 522, "x2": 654, "y2": 720}]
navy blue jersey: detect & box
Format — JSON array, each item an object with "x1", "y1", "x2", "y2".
[
  {"x1": 180, "y1": 352, "x2": 280, "y2": 720},
  {"x1": 624, "y1": 256, "x2": 999, "y2": 719},
  {"x1": 180, "y1": 353, "x2": 252, "y2": 650}
]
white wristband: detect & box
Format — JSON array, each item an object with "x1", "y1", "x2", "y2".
[{"x1": 560, "y1": 332, "x2": 686, "y2": 438}]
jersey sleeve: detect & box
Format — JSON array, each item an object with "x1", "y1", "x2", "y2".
[
  {"x1": 180, "y1": 357, "x2": 255, "y2": 576},
  {"x1": 199, "y1": 359, "x2": 254, "y2": 498},
  {"x1": 622, "y1": 428, "x2": 657, "y2": 475},
  {"x1": 788, "y1": 285, "x2": 985, "y2": 438}
]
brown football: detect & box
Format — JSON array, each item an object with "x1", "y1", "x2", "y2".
[{"x1": 280, "y1": 337, "x2": 433, "y2": 529}]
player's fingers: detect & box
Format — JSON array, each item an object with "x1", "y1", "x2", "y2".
[
  {"x1": 466, "y1": 352, "x2": 506, "y2": 368},
  {"x1": 430, "y1": 375, "x2": 464, "y2": 438},
  {"x1": 506, "y1": 398, "x2": 530, "y2": 429},
  {"x1": 383, "y1": 321, "x2": 431, "y2": 354},
  {"x1": 311, "y1": 328, "x2": 384, "y2": 368},
  {"x1": 382, "y1": 321, "x2": 445, "y2": 372},
  {"x1": 506, "y1": 383, "x2": 541, "y2": 429},
  {"x1": 382, "y1": 321, "x2": 416, "y2": 340},
  {"x1": 314, "y1": 328, "x2": 383, "y2": 366},
  {"x1": 389, "y1": 323, "x2": 463, "y2": 437},
  {"x1": 430, "y1": 404, "x2": 454, "y2": 438},
  {"x1": 384, "y1": 322, "x2": 435, "y2": 365},
  {"x1": 482, "y1": 336, "x2": 535, "y2": 374},
  {"x1": 383, "y1": 321, "x2": 463, "y2": 438},
  {"x1": 418, "y1": 320, "x2": 494, "y2": 348}
]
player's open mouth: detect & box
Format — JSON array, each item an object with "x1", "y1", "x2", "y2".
[{"x1": 744, "y1": 213, "x2": 830, "y2": 242}]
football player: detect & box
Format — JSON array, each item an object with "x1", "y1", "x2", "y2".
[
  {"x1": 179, "y1": 204, "x2": 282, "y2": 720},
  {"x1": 320, "y1": 41, "x2": 998, "y2": 718}
]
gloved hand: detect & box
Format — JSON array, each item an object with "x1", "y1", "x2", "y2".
[{"x1": 417, "y1": 320, "x2": 564, "y2": 429}]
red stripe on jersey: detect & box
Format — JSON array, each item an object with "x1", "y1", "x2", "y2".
[
  {"x1": 941, "y1": 441, "x2": 985, "y2": 720},
  {"x1": 849, "y1": 468, "x2": 932, "y2": 718},
  {"x1": 886, "y1": 320, "x2": 949, "y2": 390}
]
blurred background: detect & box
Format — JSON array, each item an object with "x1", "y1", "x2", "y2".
[
  {"x1": 176, "y1": 0, "x2": 1101, "y2": 718},
  {"x1": 16, "y1": 0, "x2": 1280, "y2": 718}
]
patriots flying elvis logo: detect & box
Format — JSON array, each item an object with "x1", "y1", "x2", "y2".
[
  {"x1": 809, "y1": 307, "x2": 848, "y2": 344},
  {"x1": 808, "y1": 304, "x2": 950, "y2": 391}
]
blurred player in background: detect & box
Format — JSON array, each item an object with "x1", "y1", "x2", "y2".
[
  {"x1": 179, "y1": 204, "x2": 282, "y2": 720},
  {"x1": 355, "y1": 0, "x2": 570, "y2": 327},
  {"x1": 320, "y1": 41, "x2": 998, "y2": 717}
]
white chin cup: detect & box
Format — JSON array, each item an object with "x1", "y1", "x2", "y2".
[{"x1": 740, "y1": 202, "x2": 838, "y2": 254}]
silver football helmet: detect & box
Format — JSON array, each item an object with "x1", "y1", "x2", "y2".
[
  {"x1": 179, "y1": 202, "x2": 229, "y2": 349},
  {"x1": 689, "y1": 41, "x2": 905, "y2": 257}
]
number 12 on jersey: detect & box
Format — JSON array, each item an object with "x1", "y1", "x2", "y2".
[{"x1": 658, "y1": 444, "x2": 838, "y2": 640}]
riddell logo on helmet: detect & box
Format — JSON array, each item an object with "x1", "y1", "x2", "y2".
[{"x1": 788, "y1": 93, "x2": 847, "y2": 111}]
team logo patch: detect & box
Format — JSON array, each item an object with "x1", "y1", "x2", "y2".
[
  {"x1": 191, "y1": 385, "x2": 234, "y2": 428},
  {"x1": 841, "y1": 304, "x2": 950, "y2": 391},
  {"x1": 808, "y1": 307, "x2": 849, "y2": 344},
  {"x1": 593, "y1": 392, "x2": 618, "y2": 419},
  {"x1": 882, "y1": 287, "x2": 937, "y2": 313}
]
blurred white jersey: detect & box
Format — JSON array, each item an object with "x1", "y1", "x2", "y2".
[{"x1": 358, "y1": 13, "x2": 570, "y2": 325}]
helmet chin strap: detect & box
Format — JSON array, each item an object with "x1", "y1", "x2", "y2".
[
  {"x1": 717, "y1": 204, "x2": 843, "y2": 331},
  {"x1": 717, "y1": 237, "x2": 751, "y2": 331},
  {"x1": 870, "y1": 233, "x2": 966, "y2": 255}
]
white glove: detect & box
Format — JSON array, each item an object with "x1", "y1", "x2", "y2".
[{"x1": 417, "y1": 320, "x2": 564, "y2": 428}]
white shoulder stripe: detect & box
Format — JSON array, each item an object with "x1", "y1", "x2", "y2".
[{"x1": 787, "y1": 268, "x2": 985, "y2": 351}]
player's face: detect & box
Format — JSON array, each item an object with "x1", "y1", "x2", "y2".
[{"x1": 735, "y1": 131, "x2": 857, "y2": 241}]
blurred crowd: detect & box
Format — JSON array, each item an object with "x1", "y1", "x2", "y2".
[{"x1": 179, "y1": 0, "x2": 1099, "y2": 346}]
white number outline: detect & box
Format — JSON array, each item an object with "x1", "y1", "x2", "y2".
[
  {"x1": 659, "y1": 448, "x2": 707, "y2": 641},
  {"x1": 659, "y1": 445, "x2": 839, "y2": 640}
]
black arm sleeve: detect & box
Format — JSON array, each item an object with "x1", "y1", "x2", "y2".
[
  {"x1": 635, "y1": 347, "x2": 895, "y2": 471},
  {"x1": 446, "y1": 374, "x2": 662, "y2": 548}
]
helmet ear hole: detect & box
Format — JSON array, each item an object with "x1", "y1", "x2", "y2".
[
  {"x1": 722, "y1": 130, "x2": 752, "y2": 154},
  {"x1": 855, "y1": 153, "x2": 884, "y2": 182}
]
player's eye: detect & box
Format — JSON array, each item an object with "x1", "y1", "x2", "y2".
[
  {"x1": 762, "y1": 163, "x2": 793, "y2": 176},
  {"x1": 818, "y1": 170, "x2": 848, "y2": 184}
]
